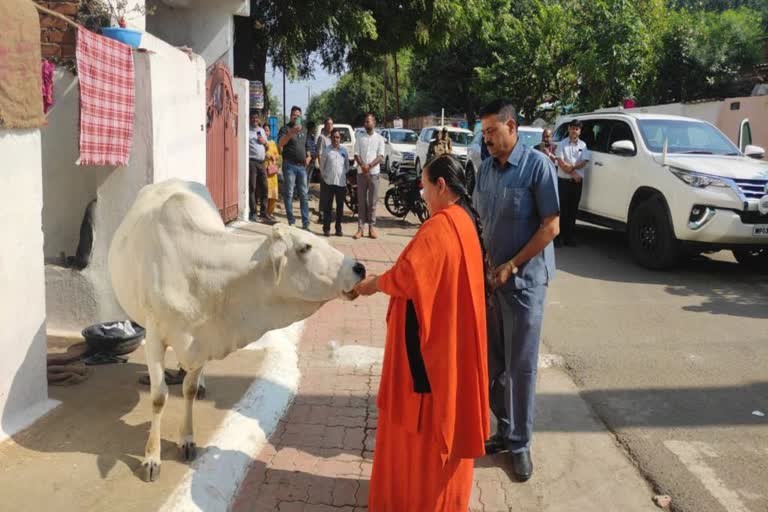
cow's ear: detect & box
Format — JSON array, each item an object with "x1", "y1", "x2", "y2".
[
  {"x1": 270, "y1": 239, "x2": 288, "y2": 282},
  {"x1": 271, "y1": 223, "x2": 289, "y2": 241}
]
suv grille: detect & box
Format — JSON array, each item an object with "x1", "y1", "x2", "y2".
[
  {"x1": 732, "y1": 178, "x2": 768, "y2": 200},
  {"x1": 739, "y1": 211, "x2": 768, "y2": 225}
]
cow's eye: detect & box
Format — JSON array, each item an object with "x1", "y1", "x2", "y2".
[{"x1": 297, "y1": 243, "x2": 312, "y2": 255}]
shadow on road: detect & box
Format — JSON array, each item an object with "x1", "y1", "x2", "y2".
[{"x1": 556, "y1": 224, "x2": 768, "y2": 319}]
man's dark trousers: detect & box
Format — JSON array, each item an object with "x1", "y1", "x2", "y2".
[
  {"x1": 487, "y1": 284, "x2": 547, "y2": 453},
  {"x1": 557, "y1": 178, "x2": 582, "y2": 244},
  {"x1": 321, "y1": 184, "x2": 345, "y2": 234},
  {"x1": 249, "y1": 159, "x2": 268, "y2": 217}
]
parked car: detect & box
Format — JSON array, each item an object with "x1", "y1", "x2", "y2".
[
  {"x1": 466, "y1": 126, "x2": 543, "y2": 194},
  {"x1": 414, "y1": 126, "x2": 474, "y2": 174},
  {"x1": 552, "y1": 112, "x2": 768, "y2": 269},
  {"x1": 333, "y1": 124, "x2": 357, "y2": 172},
  {"x1": 381, "y1": 128, "x2": 418, "y2": 174}
]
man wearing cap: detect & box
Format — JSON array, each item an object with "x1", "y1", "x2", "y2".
[{"x1": 555, "y1": 119, "x2": 590, "y2": 246}]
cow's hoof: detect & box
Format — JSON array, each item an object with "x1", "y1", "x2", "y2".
[
  {"x1": 196, "y1": 385, "x2": 206, "y2": 399},
  {"x1": 140, "y1": 460, "x2": 161, "y2": 482},
  {"x1": 181, "y1": 440, "x2": 197, "y2": 462}
]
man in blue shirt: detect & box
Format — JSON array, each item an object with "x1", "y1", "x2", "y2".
[{"x1": 473, "y1": 99, "x2": 560, "y2": 482}]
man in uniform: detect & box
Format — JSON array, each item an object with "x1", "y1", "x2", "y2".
[
  {"x1": 473, "y1": 99, "x2": 560, "y2": 482},
  {"x1": 555, "y1": 119, "x2": 590, "y2": 246}
]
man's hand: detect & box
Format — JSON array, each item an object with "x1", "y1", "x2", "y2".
[
  {"x1": 291, "y1": 124, "x2": 302, "y2": 134},
  {"x1": 361, "y1": 164, "x2": 370, "y2": 175},
  {"x1": 354, "y1": 276, "x2": 379, "y2": 296},
  {"x1": 491, "y1": 261, "x2": 517, "y2": 290}
]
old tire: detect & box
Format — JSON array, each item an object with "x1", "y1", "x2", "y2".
[
  {"x1": 628, "y1": 197, "x2": 680, "y2": 269},
  {"x1": 732, "y1": 248, "x2": 768, "y2": 270}
]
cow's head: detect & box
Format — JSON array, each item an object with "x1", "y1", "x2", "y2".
[{"x1": 267, "y1": 224, "x2": 366, "y2": 302}]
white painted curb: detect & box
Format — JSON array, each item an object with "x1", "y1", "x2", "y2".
[{"x1": 160, "y1": 321, "x2": 304, "y2": 512}]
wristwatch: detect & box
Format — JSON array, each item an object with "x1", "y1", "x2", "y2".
[{"x1": 507, "y1": 261, "x2": 519, "y2": 275}]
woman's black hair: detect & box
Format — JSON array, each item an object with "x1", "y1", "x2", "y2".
[{"x1": 423, "y1": 154, "x2": 491, "y2": 295}]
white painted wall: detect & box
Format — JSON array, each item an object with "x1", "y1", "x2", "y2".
[
  {"x1": 234, "y1": 77, "x2": 250, "y2": 221},
  {"x1": 45, "y1": 37, "x2": 208, "y2": 331},
  {"x1": 146, "y1": 0, "x2": 247, "y2": 70},
  {"x1": 41, "y1": 69, "x2": 111, "y2": 262},
  {"x1": 0, "y1": 129, "x2": 59, "y2": 441}
]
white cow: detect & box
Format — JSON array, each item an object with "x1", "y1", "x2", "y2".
[{"x1": 108, "y1": 179, "x2": 365, "y2": 481}]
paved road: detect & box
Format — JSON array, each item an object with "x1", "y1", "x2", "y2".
[{"x1": 543, "y1": 224, "x2": 768, "y2": 512}]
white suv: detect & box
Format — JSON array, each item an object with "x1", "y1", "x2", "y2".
[
  {"x1": 414, "y1": 126, "x2": 474, "y2": 174},
  {"x1": 553, "y1": 112, "x2": 768, "y2": 269}
]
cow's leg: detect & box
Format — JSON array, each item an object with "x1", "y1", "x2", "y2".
[
  {"x1": 142, "y1": 331, "x2": 167, "y2": 482},
  {"x1": 196, "y1": 370, "x2": 206, "y2": 399},
  {"x1": 179, "y1": 366, "x2": 203, "y2": 462}
]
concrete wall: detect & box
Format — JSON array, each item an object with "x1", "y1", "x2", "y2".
[
  {"x1": 41, "y1": 69, "x2": 111, "y2": 262},
  {"x1": 234, "y1": 77, "x2": 250, "y2": 221},
  {"x1": 0, "y1": 128, "x2": 58, "y2": 441},
  {"x1": 45, "y1": 36, "x2": 207, "y2": 332},
  {"x1": 146, "y1": 0, "x2": 248, "y2": 70}
]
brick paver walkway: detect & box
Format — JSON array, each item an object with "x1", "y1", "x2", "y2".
[{"x1": 231, "y1": 233, "x2": 520, "y2": 512}]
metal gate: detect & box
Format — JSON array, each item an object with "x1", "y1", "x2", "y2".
[{"x1": 206, "y1": 64, "x2": 239, "y2": 223}]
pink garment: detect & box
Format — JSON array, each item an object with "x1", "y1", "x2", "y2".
[
  {"x1": 42, "y1": 60, "x2": 54, "y2": 114},
  {"x1": 76, "y1": 27, "x2": 135, "y2": 166}
]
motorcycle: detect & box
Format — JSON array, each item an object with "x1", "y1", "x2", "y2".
[
  {"x1": 344, "y1": 167, "x2": 358, "y2": 214},
  {"x1": 384, "y1": 162, "x2": 430, "y2": 224}
]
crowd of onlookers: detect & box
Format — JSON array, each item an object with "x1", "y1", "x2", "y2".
[{"x1": 249, "y1": 105, "x2": 387, "y2": 239}]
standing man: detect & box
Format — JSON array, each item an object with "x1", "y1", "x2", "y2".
[
  {"x1": 473, "y1": 99, "x2": 560, "y2": 482},
  {"x1": 555, "y1": 119, "x2": 590, "y2": 247},
  {"x1": 353, "y1": 112, "x2": 386, "y2": 239},
  {"x1": 319, "y1": 128, "x2": 348, "y2": 237},
  {"x1": 306, "y1": 120, "x2": 319, "y2": 180},
  {"x1": 316, "y1": 118, "x2": 334, "y2": 224},
  {"x1": 248, "y1": 113, "x2": 268, "y2": 222},
  {"x1": 278, "y1": 106, "x2": 311, "y2": 230},
  {"x1": 534, "y1": 128, "x2": 558, "y2": 165}
]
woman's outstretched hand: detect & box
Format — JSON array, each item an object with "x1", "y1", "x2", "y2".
[{"x1": 354, "y1": 275, "x2": 379, "y2": 296}]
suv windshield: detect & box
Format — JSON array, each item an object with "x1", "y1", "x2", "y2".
[
  {"x1": 389, "y1": 130, "x2": 418, "y2": 144},
  {"x1": 446, "y1": 131, "x2": 472, "y2": 146},
  {"x1": 637, "y1": 119, "x2": 740, "y2": 155},
  {"x1": 336, "y1": 128, "x2": 352, "y2": 144},
  {"x1": 518, "y1": 130, "x2": 543, "y2": 147}
]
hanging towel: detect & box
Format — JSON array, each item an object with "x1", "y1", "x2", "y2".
[
  {"x1": 42, "y1": 60, "x2": 55, "y2": 114},
  {"x1": 0, "y1": 0, "x2": 45, "y2": 128},
  {"x1": 76, "y1": 27, "x2": 134, "y2": 166}
]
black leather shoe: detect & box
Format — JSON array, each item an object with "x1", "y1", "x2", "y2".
[
  {"x1": 510, "y1": 450, "x2": 533, "y2": 482},
  {"x1": 484, "y1": 435, "x2": 508, "y2": 455}
]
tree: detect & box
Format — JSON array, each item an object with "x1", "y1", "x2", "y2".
[
  {"x1": 475, "y1": 0, "x2": 578, "y2": 122},
  {"x1": 641, "y1": 7, "x2": 764, "y2": 103}
]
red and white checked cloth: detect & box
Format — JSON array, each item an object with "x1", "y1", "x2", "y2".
[{"x1": 76, "y1": 28, "x2": 134, "y2": 166}]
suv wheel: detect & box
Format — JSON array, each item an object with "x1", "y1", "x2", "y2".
[
  {"x1": 732, "y1": 248, "x2": 768, "y2": 270},
  {"x1": 415, "y1": 159, "x2": 422, "y2": 175},
  {"x1": 628, "y1": 197, "x2": 680, "y2": 269},
  {"x1": 384, "y1": 157, "x2": 389, "y2": 175}
]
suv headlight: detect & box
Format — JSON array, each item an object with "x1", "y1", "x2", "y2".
[{"x1": 669, "y1": 167, "x2": 729, "y2": 189}]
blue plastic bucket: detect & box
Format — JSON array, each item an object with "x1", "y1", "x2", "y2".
[{"x1": 101, "y1": 27, "x2": 143, "y2": 48}]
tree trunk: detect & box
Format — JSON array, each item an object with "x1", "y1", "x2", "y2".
[{"x1": 393, "y1": 53, "x2": 401, "y2": 118}]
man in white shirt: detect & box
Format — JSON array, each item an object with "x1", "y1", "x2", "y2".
[
  {"x1": 555, "y1": 119, "x2": 591, "y2": 246},
  {"x1": 248, "y1": 113, "x2": 268, "y2": 221},
  {"x1": 353, "y1": 113, "x2": 386, "y2": 239},
  {"x1": 315, "y1": 118, "x2": 334, "y2": 224},
  {"x1": 320, "y1": 128, "x2": 349, "y2": 237}
]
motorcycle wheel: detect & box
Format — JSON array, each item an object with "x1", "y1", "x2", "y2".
[
  {"x1": 414, "y1": 200, "x2": 430, "y2": 224},
  {"x1": 345, "y1": 186, "x2": 357, "y2": 214},
  {"x1": 384, "y1": 188, "x2": 409, "y2": 218}
]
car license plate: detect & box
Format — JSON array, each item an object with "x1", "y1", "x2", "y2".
[{"x1": 753, "y1": 225, "x2": 768, "y2": 236}]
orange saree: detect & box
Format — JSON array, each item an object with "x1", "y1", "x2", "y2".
[{"x1": 368, "y1": 204, "x2": 489, "y2": 511}]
